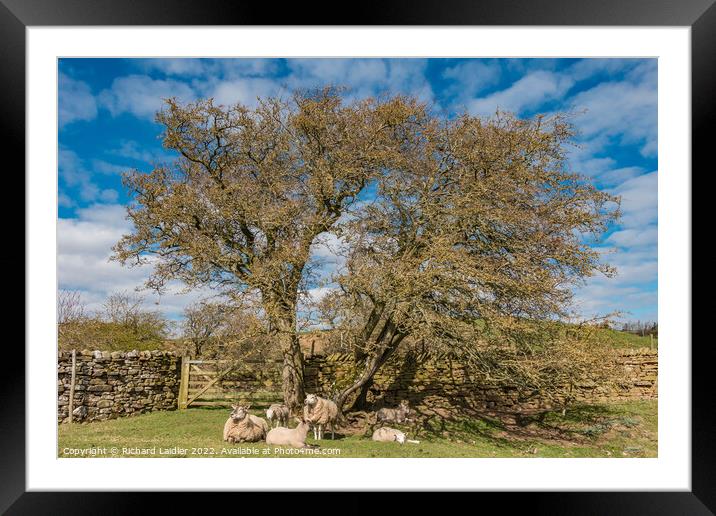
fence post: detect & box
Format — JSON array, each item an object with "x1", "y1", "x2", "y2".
[
  {"x1": 178, "y1": 354, "x2": 190, "y2": 410},
  {"x1": 68, "y1": 350, "x2": 77, "y2": 424}
]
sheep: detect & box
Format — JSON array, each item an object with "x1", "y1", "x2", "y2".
[
  {"x1": 266, "y1": 403, "x2": 290, "y2": 428},
  {"x1": 376, "y1": 399, "x2": 413, "y2": 426},
  {"x1": 371, "y1": 427, "x2": 420, "y2": 445},
  {"x1": 372, "y1": 426, "x2": 406, "y2": 444},
  {"x1": 265, "y1": 417, "x2": 312, "y2": 448},
  {"x1": 303, "y1": 393, "x2": 339, "y2": 440},
  {"x1": 223, "y1": 404, "x2": 269, "y2": 443}
]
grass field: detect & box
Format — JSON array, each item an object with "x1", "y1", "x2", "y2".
[
  {"x1": 58, "y1": 399, "x2": 656, "y2": 458},
  {"x1": 595, "y1": 329, "x2": 657, "y2": 349}
]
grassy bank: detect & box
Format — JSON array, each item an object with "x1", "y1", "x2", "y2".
[{"x1": 58, "y1": 399, "x2": 656, "y2": 458}]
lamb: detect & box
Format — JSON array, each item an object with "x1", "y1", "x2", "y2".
[
  {"x1": 376, "y1": 399, "x2": 413, "y2": 426},
  {"x1": 371, "y1": 427, "x2": 420, "y2": 445},
  {"x1": 265, "y1": 417, "x2": 312, "y2": 448},
  {"x1": 303, "y1": 393, "x2": 339, "y2": 440},
  {"x1": 266, "y1": 403, "x2": 289, "y2": 428},
  {"x1": 223, "y1": 404, "x2": 269, "y2": 443}
]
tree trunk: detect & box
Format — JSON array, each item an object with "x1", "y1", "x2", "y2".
[
  {"x1": 281, "y1": 335, "x2": 305, "y2": 415},
  {"x1": 349, "y1": 376, "x2": 374, "y2": 412},
  {"x1": 273, "y1": 315, "x2": 305, "y2": 415},
  {"x1": 335, "y1": 330, "x2": 405, "y2": 412}
]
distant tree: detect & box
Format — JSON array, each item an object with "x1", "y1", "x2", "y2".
[
  {"x1": 57, "y1": 290, "x2": 89, "y2": 350},
  {"x1": 181, "y1": 301, "x2": 228, "y2": 357},
  {"x1": 621, "y1": 320, "x2": 658, "y2": 337},
  {"x1": 57, "y1": 291, "x2": 169, "y2": 351},
  {"x1": 112, "y1": 88, "x2": 424, "y2": 411},
  {"x1": 93, "y1": 292, "x2": 170, "y2": 350}
]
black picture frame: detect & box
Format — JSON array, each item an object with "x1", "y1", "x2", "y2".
[{"x1": 3, "y1": 0, "x2": 705, "y2": 512}]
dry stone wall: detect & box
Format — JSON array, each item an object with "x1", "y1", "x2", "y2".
[
  {"x1": 57, "y1": 350, "x2": 181, "y2": 424},
  {"x1": 304, "y1": 348, "x2": 658, "y2": 413},
  {"x1": 58, "y1": 348, "x2": 656, "y2": 423}
]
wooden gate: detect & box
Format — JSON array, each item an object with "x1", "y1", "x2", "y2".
[{"x1": 177, "y1": 356, "x2": 283, "y2": 410}]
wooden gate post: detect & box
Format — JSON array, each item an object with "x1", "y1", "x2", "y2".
[
  {"x1": 67, "y1": 349, "x2": 77, "y2": 423},
  {"x1": 178, "y1": 354, "x2": 190, "y2": 410}
]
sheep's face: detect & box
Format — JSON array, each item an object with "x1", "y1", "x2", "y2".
[
  {"x1": 394, "y1": 433, "x2": 406, "y2": 444},
  {"x1": 230, "y1": 405, "x2": 248, "y2": 422},
  {"x1": 400, "y1": 400, "x2": 413, "y2": 419},
  {"x1": 304, "y1": 394, "x2": 318, "y2": 406}
]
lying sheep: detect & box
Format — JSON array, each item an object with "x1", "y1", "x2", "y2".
[
  {"x1": 266, "y1": 417, "x2": 312, "y2": 448},
  {"x1": 266, "y1": 403, "x2": 289, "y2": 428},
  {"x1": 223, "y1": 404, "x2": 269, "y2": 443},
  {"x1": 372, "y1": 427, "x2": 420, "y2": 445},
  {"x1": 376, "y1": 399, "x2": 413, "y2": 426},
  {"x1": 304, "y1": 393, "x2": 339, "y2": 440}
]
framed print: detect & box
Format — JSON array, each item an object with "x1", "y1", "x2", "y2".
[{"x1": 5, "y1": 0, "x2": 707, "y2": 512}]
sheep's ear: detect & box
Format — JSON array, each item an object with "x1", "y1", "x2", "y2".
[
  {"x1": 245, "y1": 404, "x2": 251, "y2": 410},
  {"x1": 231, "y1": 404, "x2": 237, "y2": 410}
]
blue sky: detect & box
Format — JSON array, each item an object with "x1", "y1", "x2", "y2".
[{"x1": 58, "y1": 58, "x2": 657, "y2": 323}]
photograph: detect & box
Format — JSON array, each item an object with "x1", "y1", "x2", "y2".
[{"x1": 56, "y1": 56, "x2": 659, "y2": 460}]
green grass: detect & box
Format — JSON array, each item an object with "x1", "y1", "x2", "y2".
[
  {"x1": 594, "y1": 328, "x2": 657, "y2": 349},
  {"x1": 58, "y1": 400, "x2": 656, "y2": 458}
]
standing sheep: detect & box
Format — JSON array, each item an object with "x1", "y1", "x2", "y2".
[
  {"x1": 266, "y1": 417, "x2": 312, "y2": 448},
  {"x1": 303, "y1": 393, "x2": 339, "y2": 440},
  {"x1": 266, "y1": 403, "x2": 290, "y2": 428},
  {"x1": 223, "y1": 404, "x2": 269, "y2": 443}
]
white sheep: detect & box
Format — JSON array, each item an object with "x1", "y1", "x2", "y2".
[
  {"x1": 265, "y1": 417, "x2": 311, "y2": 448},
  {"x1": 303, "y1": 393, "x2": 339, "y2": 440},
  {"x1": 223, "y1": 404, "x2": 269, "y2": 443},
  {"x1": 371, "y1": 426, "x2": 420, "y2": 445},
  {"x1": 266, "y1": 403, "x2": 290, "y2": 428},
  {"x1": 372, "y1": 426, "x2": 406, "y2": 444}
]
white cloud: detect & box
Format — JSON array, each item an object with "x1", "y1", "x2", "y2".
[
  {"x1": 442, "y1": 60, "x2": 501, "y2": 109},
  {"x1": 573, "y1": 283, "x2": 656, "y2": 322},
  {"x1": 218, "y1": 59, "x2": 281, "y2": 78},
  {"x1": 99, "y1": 75, "x2": 197, "y2": 119},
  {"x1": 285, "y1": 59, "x2": 435, "y2": 107},
  {"x1": 568, "y1": 58, "x2": 643, "y2": 81},
  {"x1": 91, "y1": 159, "x2": 129, "y2": 176},
  {"x1": 568, "y1": 72, "x2": 657, "y2": 158},
  {"x1": 58, "y1": 192, "x2": 75, "y2": 208},
  {"x1": 606, "y1": 226, "x2": 657, "y2": 248},
  {"x1": 59, "y1": 72, "x2": 98, "y2": 127},
  {"x1": 200, "y1": 77, "x2": 281, "y2": 108},
  {"x1": 139, "y1": 58, "x2": 208, "y2": 76},
  {"x1": 58, "y1": 204, "x2": 216, "y2": 319},
  {"x1": 468, "y1": 71, "x2": 574, "y2": 116},
  {"x1": 106, "y1": 140, "x2": 174, "y2": 166},
  {"x1": 139, "y1": 58, "x2": 280, "y2": 79},
  {"x1": 305, "y1": 287, "x2": 333, "y2": 304},
  {"x1": 595, "y1": 166, "x2": 644, "y2": 188},
  {"x1": 611, "y1": 171, "x2": 658, "y2": 228},
  {"x1": 102, "y1": 140, "x2": 176, "y2": 167},
  {"x1": 59, "y1": 148, "x2": 119, "y2": 203}
]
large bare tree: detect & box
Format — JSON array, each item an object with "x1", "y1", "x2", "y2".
[
  {"x1": 112, "y1": 88, "x2": 424, "y2": 411},
  {"x1": 327, "y1": 111, "x2": 620, "y2": 411}
]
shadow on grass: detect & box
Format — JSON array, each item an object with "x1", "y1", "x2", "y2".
[{"x1": 346, "y1": 398, "x2": 644, "y2": 448}]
